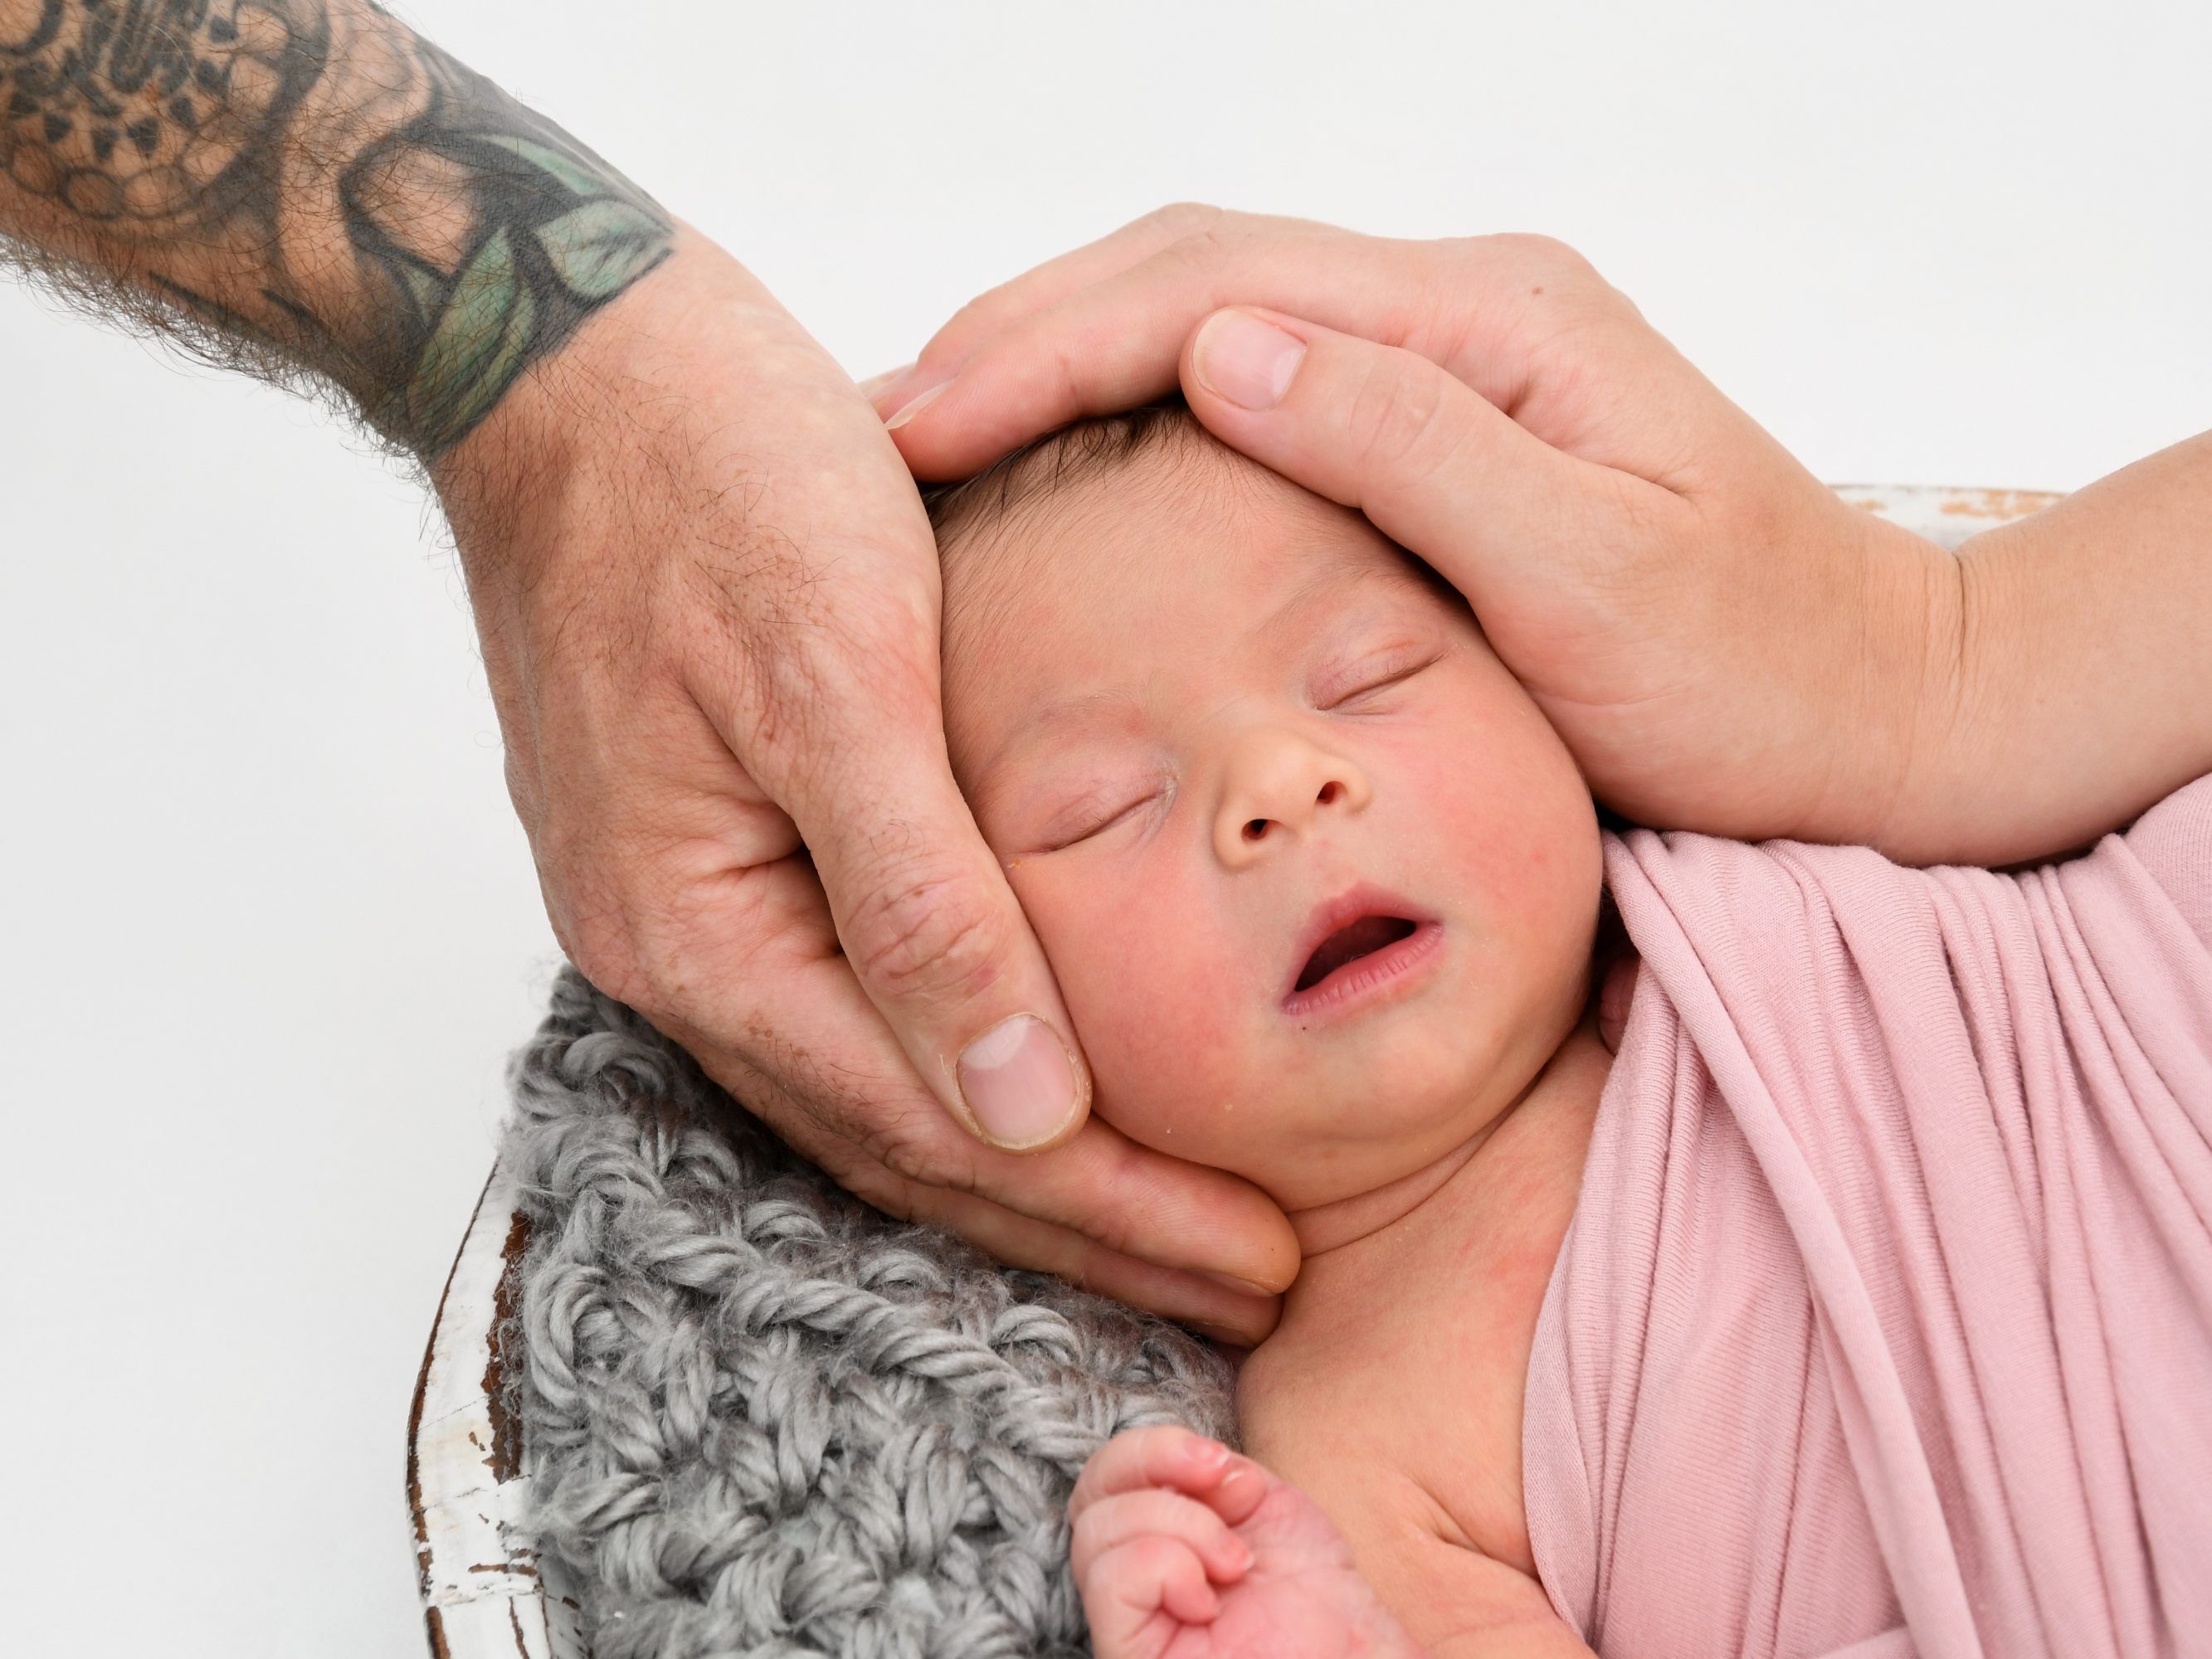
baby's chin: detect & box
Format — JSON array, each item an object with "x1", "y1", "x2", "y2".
[
  {"x1": 1079, "y1": 982, "x2": 1583, "y2": 1212},
  {"x1": 1092, "y1": 1042, "x2": 1517, "y2": 1211}
]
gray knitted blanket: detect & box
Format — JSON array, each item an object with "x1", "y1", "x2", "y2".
[{"x1": 498, "y1": 970, "x2": 1240, "y2": 1658}]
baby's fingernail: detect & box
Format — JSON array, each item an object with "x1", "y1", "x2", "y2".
[
  {"x1": 884, "y1": 377, "x2": 953, "y2": 431},
  {"x1": 1222, "y1": 1536, "x2": 1254, "y2": 1573},
  {"x1": 1192, "y1": 309, "x2": 1306, "y2": 411},
  {"x1": 1191, "y1": 1438, "x2": 1230, "y2": 1469}
]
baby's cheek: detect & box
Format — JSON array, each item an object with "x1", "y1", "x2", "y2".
[
  {"x1": 1027, "y1": 867, "x2": 1252, "y2": 1157},
  {"x1": 1414, "y1": 715, "x2": 1598, "y2": 941}
]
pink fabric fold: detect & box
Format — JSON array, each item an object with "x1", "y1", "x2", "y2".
[{"x1": 1524, "y1": 774, "x2": 2212, "y2": 1659}]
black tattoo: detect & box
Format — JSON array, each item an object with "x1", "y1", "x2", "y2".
[{"x1": 0, "y1": 1, "x2": 674, "y2": 456}]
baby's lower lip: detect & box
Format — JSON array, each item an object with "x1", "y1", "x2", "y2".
[{"x1": 1279, "y1": 920, "x2": 1445, "y2": 1023}]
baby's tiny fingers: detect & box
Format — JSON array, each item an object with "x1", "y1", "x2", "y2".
[
  {"x1": 1082, "y1": 1535, "x2": 1220, "y2": 1646},
  {"x1": 1199, "y1": 1450, "x2": 1276, "y2": 1528},
  {"x1": 1070, "y1": 1425, "x2": 1236, "y2": 1524},
  {"x1": 1071, "y1": 1487, "x2": 1254, "y2": 1586}
]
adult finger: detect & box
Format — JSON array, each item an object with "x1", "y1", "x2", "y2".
[
  {"x1": 872, "y1": 205, "x2": 1342, "y2": 421},
  {"x1": 884, "y1": 224, "x2": 1745, "y2": 491},
  {"x1": 692, "y1": 990, "x2": 1294, "y2": 1343},
  {"x1": 879, "y1": 219, "x2": 1435, "y2": 479},
  {"x1": 1177, "y1": 305, "x2": 1677, "y2": 622},
  {"x1": 869, "y1": 203, "x2": 1235, "y2": 417},
  {"x1": 701, "y1": 943, "x2": 1301, "y2": 1311},
  {"x1": 725, "y1": 632, "x2": 1097, "y2": 1159},
  {"x1": 892, "y1": 1180, "x2": 1285, "y2": 1345}
]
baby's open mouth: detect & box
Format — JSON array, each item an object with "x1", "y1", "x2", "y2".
[{"x1": 1294, "y1": 914, "x2": 1420, "y2": 992}]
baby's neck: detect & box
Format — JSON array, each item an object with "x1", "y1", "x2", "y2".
[{"x1": 1271, "y1": 1011, "x2": 1614, "y2": 1342}]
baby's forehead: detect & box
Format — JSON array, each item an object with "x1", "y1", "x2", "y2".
[
  {"x1": 949, "y1": 436, "x2": 1403, "y2": 623},
  {"x1": 942, "y1": 424, "x2": 1482, "y2": 778},
  {"x1": 941, "y1": 450, "x2": 1449, "y2": 756}
]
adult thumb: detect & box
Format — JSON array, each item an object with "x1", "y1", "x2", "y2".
[
  {"x1": 1178, "y1": 306, "x2": 1644, "y2": 615},
  {"x1": 797, "y1": 727, "x2": 1091, "y2": 1153}
]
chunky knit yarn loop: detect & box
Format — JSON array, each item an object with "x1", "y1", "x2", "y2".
[{"x1": 499, "y1": 970, "x2": 1239, "y2": 1658}]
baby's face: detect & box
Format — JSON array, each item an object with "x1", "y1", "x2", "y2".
[{"x1": 941, "y1": 442, "x2": 1601, "y2": 1210}]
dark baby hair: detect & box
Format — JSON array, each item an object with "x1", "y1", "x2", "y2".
[{"x1": 920, "y1": 396, "x2": 1207, "y2": 545}]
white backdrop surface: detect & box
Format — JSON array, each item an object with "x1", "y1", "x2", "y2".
[{"x1": 2, "y1": 2, "x2": 2206, "y2": 1652}]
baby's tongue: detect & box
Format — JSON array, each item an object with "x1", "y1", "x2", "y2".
[{"x1": 1297, "y1": 916, "x2": 1415, "y2": 991}]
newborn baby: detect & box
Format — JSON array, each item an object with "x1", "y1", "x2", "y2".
[{"x1": 928, "y1": 401, "x2": 2212, "y2": 1659}]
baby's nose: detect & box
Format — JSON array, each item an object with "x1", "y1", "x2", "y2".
[{"x1": 1212, "y1": 728, "x2": 1373, "y2": 868}]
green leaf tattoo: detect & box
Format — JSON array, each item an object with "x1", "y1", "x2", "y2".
[
  {"x1": 405, "y1": 227, "x2": 538, "y2": 454},
  {"x1": 536, "y1": 198, "x2": 673, "y2": 302},
  {"x1": 369, "y1": 107, "x2": 672, "y2": 458},
  {"x1": 395, "y1": 263, "x2": 447, "y2": 333},
  {"x1": 476, "y1": 132, "x2": 624, "y2": 204},
  {"x1": 377, "y1": 88, "x2": 675, "y2": 458},
  {"x1": 0, "y1": 2, "x2": 676, "y2": 460}
]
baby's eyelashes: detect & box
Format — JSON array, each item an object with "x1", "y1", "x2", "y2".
[
  {"x1": 1048, "y1": 791, "x2": 1162, "y2": 849},
  {"x1": 1314, "y1": 648, "x2": 1446, "y2": 710}
]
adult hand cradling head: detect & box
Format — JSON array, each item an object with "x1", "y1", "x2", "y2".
[
  {"x1": 433, "y1": 236, "x2": 1300, "y2": 1347},
  {"x1": 876, "y1": 206, "x2": 1959, "y2": 863}
]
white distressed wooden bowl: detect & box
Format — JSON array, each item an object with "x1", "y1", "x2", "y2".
[{"x1": 404, "y1": 482, "x2": 2064, "y2": 1657}]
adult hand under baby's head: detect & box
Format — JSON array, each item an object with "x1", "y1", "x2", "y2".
[{"x1": 933, "y1": 403, "x2": 1603, "y2": 1213}]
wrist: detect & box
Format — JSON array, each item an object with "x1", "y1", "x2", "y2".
[
  {"x1": 1859, "y1": 506, "x2": 2113, "y2": 868},
  {"x1": 431, "y1": 231, "x2": 850, "y2": 667},
  {"x1": 430, "y1": 228, "x2": 769, "y2": 559},
  {"x1": 1789, "y1": 512, "x2": 1965, "y2": 859},
  {"x1": 1864, "y1": 523, "x2": 1973, "y2": 864}
]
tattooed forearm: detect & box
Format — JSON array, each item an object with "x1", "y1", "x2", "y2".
[{"x1": 0, "y1": 1, "x2": 674, "y2": 457}]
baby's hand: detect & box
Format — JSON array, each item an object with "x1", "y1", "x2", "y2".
[{"x1": 1070, "y1": 1424, "x2": 1425, "y2": 1659}]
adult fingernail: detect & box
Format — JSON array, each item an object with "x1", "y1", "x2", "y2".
[
  {"x1": 1192, "y1": 310, "x2": 1306, "y2": 410},
  {"x1": 1199, "y1": 1271, "x2": 1277, "y2": 1297},
  {"x1": 958, "y1": 1013, "x2": 1079, "y2": 1147},
  {"x1": 884, "y1": 378, "x2": 952, "y2": 431},
  {"x1": 858, "y1": 362, "x2": 915, "y2": 401}
]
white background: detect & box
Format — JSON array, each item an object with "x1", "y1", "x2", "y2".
[{"x1": 3, "y1": 1, "x2": 2206, "y2": 1652}]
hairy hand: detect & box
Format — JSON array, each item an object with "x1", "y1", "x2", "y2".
[
  {"x1": 875, "y1": 206, "x2": 1958, "y2": 855},
  {"x1": 431, "y1": 234, "x2": 1298, "y2": 1341}
]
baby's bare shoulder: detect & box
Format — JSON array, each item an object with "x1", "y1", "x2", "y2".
[
  {"x1": 1236, "y1": 1285, "x2": 1538, "y2": 1574},
  {"x1": 1238, "y1": 1352, "x2": 1571, "y2": 1655}
]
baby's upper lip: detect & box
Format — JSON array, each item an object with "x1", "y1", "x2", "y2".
[{"x1": 1283, "y1": 882, "x2": 1435, "y2": 1002}]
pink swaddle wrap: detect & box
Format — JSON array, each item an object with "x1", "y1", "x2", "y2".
[{"x1": 1524, "y1": 774, "x2": 2212, "y2": 1659}]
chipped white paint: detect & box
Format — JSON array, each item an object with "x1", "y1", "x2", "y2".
[
  {"x1": 402, "y1": 482, "x2": 2063, "y2": 1658},
  {"x1": 410, "y1": 1160, "x2": 589, "y2": 1658}
]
